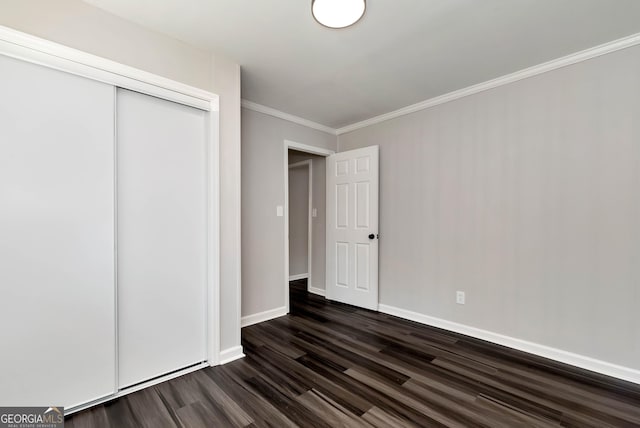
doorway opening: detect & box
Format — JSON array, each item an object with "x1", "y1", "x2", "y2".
[
  {"x1": 284, "y1": 140, "x2": 334, "y2": 313},
  {"x1": 288, "y1": 159, "x2": 311, "y2": 284}
]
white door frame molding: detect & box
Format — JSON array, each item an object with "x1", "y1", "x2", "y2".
[
  {"x1": 284, "y1": 140, "x2": 334, "y2": 313},
  {"x1": 0, "y1": 25, "x2": 221, "y2": 413},
  {"x1": 288, "y1": 160, "x2": 313, "y2": 286}
]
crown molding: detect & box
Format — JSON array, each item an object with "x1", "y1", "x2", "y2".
[
  {"x1": 336, "y1": 32, "x2": 640, "y2": 135},
  {"x1": 241, "y1": 99, "x2": 337, "y2": 135}
]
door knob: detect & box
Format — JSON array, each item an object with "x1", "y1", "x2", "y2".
[{"x1": 368, "y1": 234, "x2": 375, "y2": 240}]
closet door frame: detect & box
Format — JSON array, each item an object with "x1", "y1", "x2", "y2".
[{"x1": 0, "y1": 25, "x2": 221, "y2": 409}]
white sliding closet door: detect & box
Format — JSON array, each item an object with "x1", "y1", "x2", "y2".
[
  {"x1": 117, "y1": 89, "x2": 207, "y2": 388},
  {"x1": 0, "y1": 55, "x2": 116, "y2": 407}
]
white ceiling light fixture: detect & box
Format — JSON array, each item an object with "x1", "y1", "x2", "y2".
[{"x1": 312, "y1": 0, "x2": 366, "y2": 29}]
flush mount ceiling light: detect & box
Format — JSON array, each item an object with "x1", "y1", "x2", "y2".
[{"x1": 312, "y1": 0, "x2": 366, "y2": 29}]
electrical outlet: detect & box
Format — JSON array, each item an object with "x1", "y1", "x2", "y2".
[
  {"x1": 456, "y1": 291, "x2": 465, "y2": 305},
  {"x1": 312, "y1": 208, "x2": 318, "y2": 217}
]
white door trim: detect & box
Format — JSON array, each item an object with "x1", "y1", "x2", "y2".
[
  {"x1": 288, "y1": 160, "x2": 313, "y2": 289},
  {"x1": 0, "y1": 25, "x2": 222, "y2": 407},
  {"x1": 284, "y1": 141, "x2": 334, "y2": 313},
  {"x1": 285, "y1": 140, "x2": 335, "y2": 157}
]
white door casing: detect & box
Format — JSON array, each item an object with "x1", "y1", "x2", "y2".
[
  {"x1": 326, "y1": 146, "x2": 379, "y2": 310},
  {"x1": 283, "y1": 140, "x2": 335, "y2": 313}
]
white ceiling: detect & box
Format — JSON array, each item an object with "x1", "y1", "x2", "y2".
[{"x1": 84, "y1": 0, "x2": 640, "y2": 129}]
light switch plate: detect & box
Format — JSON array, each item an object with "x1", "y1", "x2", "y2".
[
  {"x1": 276, "y1": 205, "x2": 284, "y2": 217},
  {"x1": 312, "y1": 208, "x2": 317, "y2": 217}
]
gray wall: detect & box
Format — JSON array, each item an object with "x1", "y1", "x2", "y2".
[
  {"x1": 288, "y1": 163, "x2": 309, "y2": 277},
  {"x1": 289, "y1": 151, "x2": 327, "y2": 292},
  {"x1": 242, "y1": 108, "x2": 336, "y2": 317},
  {"x1": 339, "y1": 45, "x2": 640, "y2": 371},
  {"x1": 0, "y1": 0, "x2": 243, "y2": 354}
]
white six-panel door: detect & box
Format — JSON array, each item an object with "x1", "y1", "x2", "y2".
[{"x1": 326, "y1": 146, "x2": 379, "y2": 310}]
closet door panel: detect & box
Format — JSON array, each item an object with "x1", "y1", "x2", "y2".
[
  {"x1": 0, "y1": 55, "x2": 116, "y2": 408},
  {"x1": 117, "y1": 89, "x2": 207, "y2": 388}
]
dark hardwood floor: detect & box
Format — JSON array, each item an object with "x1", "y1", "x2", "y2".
[{"x1": 67, "y1": 279, "x2": 640, "y2": 427}]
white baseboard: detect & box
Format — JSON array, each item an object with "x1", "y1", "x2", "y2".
[
  {"x1": 308, "y1": 286, "x2": 326, "y2": 297},
  {"x1": 218, "y1": 346, "x2": 245, "y2": 365},
  {"x1": 241, "y1": 306, "x2": 288, "y2": 328},
  {"x1": 289, "y1": 273, "x2": 309, "y2": 281},
  {"x1": 378, "y1": 304, "x2": 640, "y2": 385}
]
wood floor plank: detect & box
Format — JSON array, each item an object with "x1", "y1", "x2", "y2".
[
  {"x1": 400, "y1": 379, "x2": 522, "y2": 428},
  {"x1": 102, "y1": 398, "x2": 143, "y2": 428},
  {"x1": 204, "y1": 364, "x2": 298, "y2": 428},
  {"x1": 123, "y1": 386, "x2": 178, "y2": 428},
  {"x1": 174, "y1": 401, "x2": 236, "y2": 428},
  {"x1": 251, "y1": 345, "x2": 373, "y2": 417},
  {"x1": 66, "y1": 279, "x2": 640, "y2": 427},
  {"x1": 297, "y1": 352, "x2": 449, "y2": 427},
  {"x1": 432, "y1": 357, "x2": 638, "y2": 427},
  {"x1": 346, "y1": 367, "x2": 486, "y2": 428},
  {"x1": 64, "y1": 405, "x2": 111, "y2": 428},
  {"x1": 191, "y1": 370, "x2": 254, "y2": 427},
  {"x1": 244, "y1": 375, "x2": 332, "y2": 428},
  {"x1": 473, "y1": 394, "x2": 562, "y2": 428},
  {"x1": 362, "y1": 406, "x2": 421, "y2": 428},
  {"x1": 295, "y1": 389, "x2": 372, "y2": 428}
]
